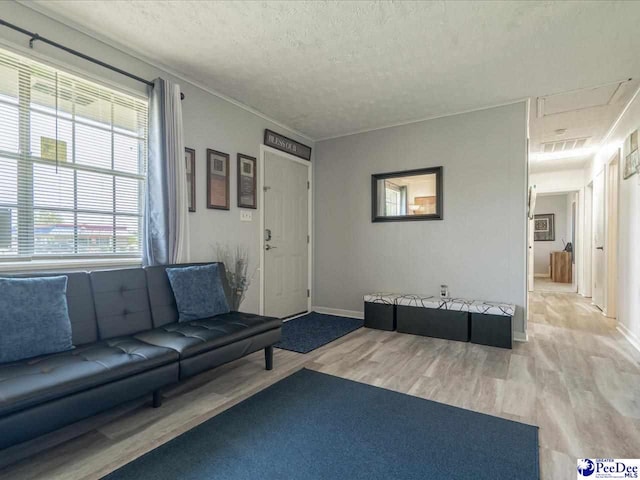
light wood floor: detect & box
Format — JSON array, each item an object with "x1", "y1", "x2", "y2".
[
  {"x1": 534, "y1": 276, "x2": 577, "y2": 293},
  {"x1": 1, "y1": 291, "x2": 639, "y2": 480}
]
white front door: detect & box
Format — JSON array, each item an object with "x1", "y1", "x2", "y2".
[
  {"x1": 263, "y1": 150, "x2": 309, "y2": 318},
  {"x1": 592, "y1": 169, "x2": 606, "y2": 310}
]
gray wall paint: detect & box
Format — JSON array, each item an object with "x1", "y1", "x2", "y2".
[
  {"x1": 533, "y1": 194, "x2": 569, "y2": 275},
  {"x1": 314, "y1": 103, "x2": 528, "y2": 335},
  {"x1": 0, "y1": 2, "x2": 314, "y2": 314}
]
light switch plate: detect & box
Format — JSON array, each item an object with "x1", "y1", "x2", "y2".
[{"x1": 240, "y1": 210, "x2": 252, "y2": 222}]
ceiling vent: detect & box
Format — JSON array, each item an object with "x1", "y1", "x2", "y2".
[{"x1": 541, "y1": 137, "x2": 590, "y2": 153}]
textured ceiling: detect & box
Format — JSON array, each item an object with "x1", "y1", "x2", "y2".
[{"x1": 25, "y1": 0, "x2": 640, "y2": 140}]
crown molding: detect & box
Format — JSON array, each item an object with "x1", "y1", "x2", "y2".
[
  {"x1": 598, "y1": 82, "x2": 640, "y2": 151},
  {"x1": 315, "y1": 98, "x2": 528, "y2": 142},
  {"x1": 16, "y1": 1, "x2": 315, "y2": 143}
]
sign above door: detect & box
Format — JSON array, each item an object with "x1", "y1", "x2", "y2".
[{"x1": 264, "y1": 129, "x2": 312, "y2": 161}]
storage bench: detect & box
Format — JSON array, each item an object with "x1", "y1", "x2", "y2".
[
  {"x1": 363, "y1": 292, "x2": 515, "y2": 349},
  {"x1": 395, "y1": 295, "x2": 471, "y2": 342},
  {"x1": 469, "y1": 301, "x2": 515, "y2": 349},
  {"x1": 363, "y1": 293, "x2": 401, "y2": 331}
]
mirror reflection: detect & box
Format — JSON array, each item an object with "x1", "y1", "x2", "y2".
[{"x1": 372, "y1": 167, "x2": 442, "y2": 222}]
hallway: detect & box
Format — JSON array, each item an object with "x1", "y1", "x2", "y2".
[
  {"x1": 527, "y1": 290, "x2": 640, "y2": 477},
  {"x1": 534, "y1": 276, "x2": 577, "y2": 293}
]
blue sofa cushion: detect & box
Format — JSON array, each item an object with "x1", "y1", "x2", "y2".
[
  {"x1": 166, "y1": 264, "x2": 230, "y2": 322},
  {"x1": 0, "y1": 276, "x2": 73, "y2": 364}
]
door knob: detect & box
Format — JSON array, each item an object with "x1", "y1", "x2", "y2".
[
  {"x1": 265, "y1": 245, "x2": 277, "y2": 251},
  {"x1": 596, "y1": 246, "x2": 604, "y2": 250}
]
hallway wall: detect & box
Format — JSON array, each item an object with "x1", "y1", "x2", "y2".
[{"x1": 586, "y1": 86, "x2": 640, "y2": 350}]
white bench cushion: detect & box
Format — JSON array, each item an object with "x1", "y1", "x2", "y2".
[
  {"x1": 395, "y1": 294, "x2": 473, "y2": 312},
  {"x1": 468, "y1": 301, "x2": 515, "y2": 317},
  {"x1": 363, "y1": 293, "x2": 402, "y2": 304},
  {"x1": 365, "y1": 293, "x2": 515, "y2": 316}
]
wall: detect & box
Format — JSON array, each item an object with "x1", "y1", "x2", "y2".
[
  {"x1": 313, "y1": 102, "x2": 528, "y2": 336},
  {"x1": 586, "y1": 86, "x2": 640, "y2": 350},
  {"x1": 533, "y1": 194, "x2": 568, "y2": 275},
  {"x1": 0, "y1": 2, "x2": 314, "y2": 313},
  {"x1": 529, "y1": 168, "x2": 587, "y2": 194}
]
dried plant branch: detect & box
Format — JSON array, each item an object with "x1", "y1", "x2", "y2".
[{"x1": 214, "y1": 243, "x2": 255, "y2": 311}]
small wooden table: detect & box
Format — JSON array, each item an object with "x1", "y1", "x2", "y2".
[{"x1": 550, "y1": 251, "x2": 572, "y2": 283}]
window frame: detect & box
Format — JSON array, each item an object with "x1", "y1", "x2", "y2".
[{"x1": 0, "y1": 46, "x2": 148, "y2": 264}]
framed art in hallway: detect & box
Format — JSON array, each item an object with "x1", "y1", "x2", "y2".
[
  {"x1": 623, "y1": 129, "x2": 639, "y2": 179},
  {"x1": 237, "y1": 153, "x2": 257, "y2": 209},
  {"x1": 534, "y1": 213, "x2": 555, "y2": 241},
  {"x1": 207, "y1": 149, "x2": 230, "y2": 210},
  {"x1": 185, "y1": 148, "x2": 196, "y2": 212}
]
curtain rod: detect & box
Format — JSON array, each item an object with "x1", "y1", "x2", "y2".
[{"x1": 0, "y1": 18, "x2": 187, "y2": 101}]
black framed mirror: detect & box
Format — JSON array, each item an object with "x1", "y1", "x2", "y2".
[{"x1": 371, "y1": 167, "x2": 443, "y2": 222}]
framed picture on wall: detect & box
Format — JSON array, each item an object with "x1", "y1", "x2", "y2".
[
  {"x1": 534, "y1": 213, "x2": 555, "y2": 241},
  {"x1": 237, "y1": 153, "x2": 257, "y2": 209},
  {"x1": 185, "y1": 147, "x2": 196, "y2": 212},
  {"x1": 623, "y1": 129, "x2": 639, "y2": 179},
  {"x1": 206, "y1": 149, "x2": 230, "y2": 210}
]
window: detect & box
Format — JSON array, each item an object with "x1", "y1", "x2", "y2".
[
  {"x1": 0, "y1": 47, "x2": 148, "y2": 262},
  {"x1": 384, "y1": 181, "x2": 406, "y2": 216}
]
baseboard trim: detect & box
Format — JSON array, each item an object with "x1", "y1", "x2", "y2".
[
  {"x1": 617, "y1": 323, "x2": 640, "y2": 355},
  {"x1": 312, "y1": 306, "x2": 364, "y2": 319},
  {"x1": 513, "y1": 331, "x2": 528, "y2": 342}
]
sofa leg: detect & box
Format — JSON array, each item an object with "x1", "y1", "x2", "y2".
[
  {"x1": 152, "y1": 390, "x2": 162, "y2": 408},
  {"x1": 265, "y1": 346, "x2": 274, "y2": 371}
]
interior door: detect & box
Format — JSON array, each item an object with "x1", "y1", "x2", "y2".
[
  {"x1": 263, "y1": 150, "x2": 309, "y2": 318},
  {"x1": 592, "y1": 169, "x2": 605, "y2": 310},
  {"x1": 527, "y1": 185, "x2": 536, "y2": 292},
  {"x1": 528, "y1": 218, "x2": 535, "y2": 292}
]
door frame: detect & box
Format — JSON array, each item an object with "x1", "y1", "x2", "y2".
[
  {"x1": 591, "y1": 169, "x2": 606, "y2": 310},
  {"x1": 583, "y1": 181, "x2": 593, "y2": 298},
  {"x1": 258, "y1": 144, "x2": 313, "y2": 316},
  {"x1": 604, "y1": 150, "x2": 620, "y2": 318}
]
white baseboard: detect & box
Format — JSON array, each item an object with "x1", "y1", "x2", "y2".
[
  {"x1": 513, "y1": 331, "x2": 528, "y2": 342},
  {"x1": 534, "y1": 274, "x2": 549, "y2": 278},
  {"x1": 617, "y1": 323, "x2": 640, "y2": 355},
  {"x1": 312, "y1": 306, "x2": 364, "y2": 319}
]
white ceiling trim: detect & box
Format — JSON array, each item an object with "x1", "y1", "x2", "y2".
[
  {"x1": 316, "y1": 98, "x2": 528, "y2": 143},
  {"x1": 536, "y1": 78, "x2": 632, "y2": 118},
  {"x1": 597, "y1": 83, "x2": 640, "y2": 152},
  {"x1": 18, "y1": 0, "x2": 315, "y2": 143}
]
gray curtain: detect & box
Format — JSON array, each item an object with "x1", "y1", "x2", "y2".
[{"x1": 143, "y1": 78, "x2": 189, "y2": 266}]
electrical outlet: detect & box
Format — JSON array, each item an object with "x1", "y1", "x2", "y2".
[{"x1": 240, "y1": 210, "x2": 252, "y2": 222}]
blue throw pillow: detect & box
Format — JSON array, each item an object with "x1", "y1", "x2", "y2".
[
  {"x1": 0, "y1": 276, "x2": 73, "y2": 364},
  {"x1": 166, "y1": 264, "x2": 230, "y2": 322}
]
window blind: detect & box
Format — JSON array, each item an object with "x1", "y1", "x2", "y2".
[{"x1": 0, "y1": 47, "x2": 148, "y2": 261}]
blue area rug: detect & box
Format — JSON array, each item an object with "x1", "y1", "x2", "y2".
[
  {"x1": 274, "y1": 311, "x2": 363, "y2": 353},
  {"x1": 104, "y1": 369, "x2": 539, "y2": 480}
]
